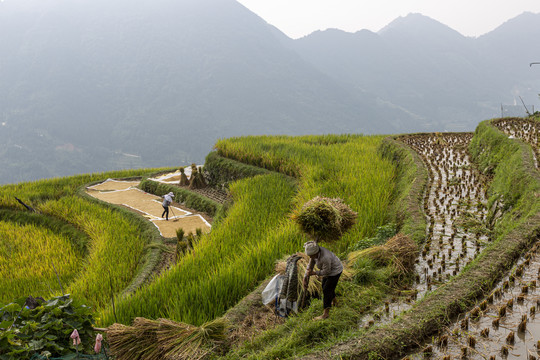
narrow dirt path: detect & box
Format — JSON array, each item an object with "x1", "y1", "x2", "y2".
[{"x1": 86, "y1": 177, "x2": 211, "y2": 238}]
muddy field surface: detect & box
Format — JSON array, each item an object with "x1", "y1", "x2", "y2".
[
  {"x1": 86, "y1": 178, "x2": 211, "y2": 238},
  {"x1": 410, "y1": 244, "x2": 540, "y2": 360}
]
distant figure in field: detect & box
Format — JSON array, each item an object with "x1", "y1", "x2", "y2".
[
  {"x1": 303, "y1": 241, "x2": 343, "y2": 320},
  {"x1": 161, "y1": 192, "x2": 174, "y2": 220}
]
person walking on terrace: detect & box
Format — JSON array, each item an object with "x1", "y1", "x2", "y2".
[
  {"x1": 161, "y1": 192, "x2": 174, "y2": 220},
  {"x1": 303, "y1": 240, "x2": 343, "y2": 320}
]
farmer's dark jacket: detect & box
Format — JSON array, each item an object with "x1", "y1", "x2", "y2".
[{"x1": 307, "y1": 246, "x2": 343, "y2": 277}]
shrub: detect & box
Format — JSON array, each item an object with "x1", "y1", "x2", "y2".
[{"x1": 0, "y1": 295, "x2": 97, "y2": 359}]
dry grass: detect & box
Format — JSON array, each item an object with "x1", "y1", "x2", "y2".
[{"x1": 348, "y1": 233, "x2": 418, "y2": 274}]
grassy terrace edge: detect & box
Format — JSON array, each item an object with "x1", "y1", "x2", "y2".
[
  {"x1": 309, "y1": 121, "x2": 540, "y2": 359},
  {"x1": 379, "y1": 136, "x2": 428, "y2": 246}
]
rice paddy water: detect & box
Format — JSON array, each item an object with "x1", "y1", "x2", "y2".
[
  {"x1": 359, "y1": 133, "x2": 491, "y2": 327},
  {"x1": 408, "y1": 121, "x2": 540, "y2": 359}
]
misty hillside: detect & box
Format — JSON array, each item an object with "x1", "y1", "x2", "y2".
[
  {"x1": 0, "y1": 0, "x2": 412, "y2": 184},
  {"x1": 0, "y1": 1, "x2": 539, "y2": 184},
  {"x1": 292, "y1": 12, "x2": 540, "y2": 130}
]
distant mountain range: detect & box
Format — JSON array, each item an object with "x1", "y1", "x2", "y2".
[{"x1": 0, "y1": 0, "x2": 539, "y2": 184}]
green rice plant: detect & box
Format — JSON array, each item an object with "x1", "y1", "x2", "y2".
[
  {"x1": 214, "y1": 134, "x2": 395, "y2": 251},
  {"x1": 100, "y1": 174, "x2": 300, "y2": 326},
  {"x1": 39, "y1": 196, "x2": 148, "y2": 310},
  {"x1": 0, "y1": 168, "x2": 166, "y2": 309},
  {"x1": 0, "y1": 222, "x2": 82, "y2": 304},
  {"x1": 101, "y1": 134, "x2": 396, "y2": 329}
]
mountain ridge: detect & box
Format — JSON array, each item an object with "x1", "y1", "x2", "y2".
[{"x1": 0, "y1": 2, "x2": 539, "y2": 184}]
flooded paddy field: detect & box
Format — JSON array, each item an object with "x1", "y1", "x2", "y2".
[
  {"x1": 409, "y1": 243, "x2": 540, "y2": 360},
  {"x1": 405, "y1": 124, "x2": 540, "y2": 360},
  {"x1": 361, "y1": 133, "x2": 491, "y2": 327}
]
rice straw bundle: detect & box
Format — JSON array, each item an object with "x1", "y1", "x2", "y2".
[
  {"x1": 107, "y1": 317, "x2": 228, "y2": 360},
  {"x1": 189, "y1": 167, "x2": 207, "y2": 189},
  {"x1": 158, "y1": 318, "x2": 228, "y2": 359},
  {"x1": 107, "y1": 320, "x2": 161, "y2": 360},
  {"x1": 179, "y1": 167, "x2": 189, "y2": 186},
  {"x1": 291, "y1": 196, "x2": 357, "y2": 242},
  {"x1": 348, "y1": 233, "x2": 417, "y2": 274},
  {"x1": 275, "y1": 252, "x2": 354, "y2": 299}
]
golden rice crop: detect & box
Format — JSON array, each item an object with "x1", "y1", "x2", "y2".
[
  {"x1": 40, "y1": 196, "x2": 148, "y2": 310},
  {"x1": 0, "y1": 222, "x2": 82, "y2": 304},
  {"x1": 0, "y1": 167, "x2": 163, "y2": 308}
]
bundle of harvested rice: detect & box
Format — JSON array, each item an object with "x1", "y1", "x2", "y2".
[
  {"x1": 276, "y1": 252, "x2": 319, "y2": 297},
  {"x1": 107, "y1": 317, "x2": 228, "y2": 360},
  {"x1": 157, "y1": 318, "x2": 228, "y2": 359},
  {"x1": 189, "y1": 167, "x2": 207, "y2": 189},
  {"x1": 107, "y1": 320, "x2": 162, "y2": 360},
  {"x1": 291, "y1": 196, "x2": 357, "y2": 242},
  {"x1": 348, "y1": 233, "x2": 417, "y2": 275},
  {"x1": 179, "y1": 167, "x2": 189, "y2": 186}
]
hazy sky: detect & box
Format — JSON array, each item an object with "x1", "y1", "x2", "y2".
[{"x1": 236, "y1": 0, "x2": 540, "y2": 39}]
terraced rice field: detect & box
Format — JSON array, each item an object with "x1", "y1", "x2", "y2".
[
  {"x1": 493, "y1": 118, "x2": 540, "y2": 168},
  {"x1": 403, "y1": 133, "x2": 490, "y2": 295},
  {"x1": 411, "y1": 244, "x2": 540, "y2": 359},
  {"x1": 405, "y1": 126, "x2": 540, "y2": 359},
  {"x1": 361, "y1": 133, "x2": 491, "y2": 326}
]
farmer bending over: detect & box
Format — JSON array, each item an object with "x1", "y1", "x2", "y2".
[
  {"x1": 161, "y1": 192, "x2": 174, "y2": 220},
  {"x1": 303, "y1": 240, "x2": 343, "y2": 320}
]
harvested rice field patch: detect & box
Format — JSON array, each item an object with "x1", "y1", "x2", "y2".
[
  {"x1": 149, "y1": 168, "x2": 194, "y2": 184},
  {"x1": 88, "y1": 188, "x2": 190, "y2": 218},
  {"x1": 410, "y1": 243, "x2": 540, "y2": 360},
  {"x1": 152, "y1": 215, "x2": 211, "y2": 238},
  {"x1": 402, "y1": 133, "x2": 490, "y2": 296},
  {"x1": 86, "y1": 178, "x2": 141, "y2": 191},
  {"x1": 360, "y1": 133, "x2": 491, "y2": 327}
]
